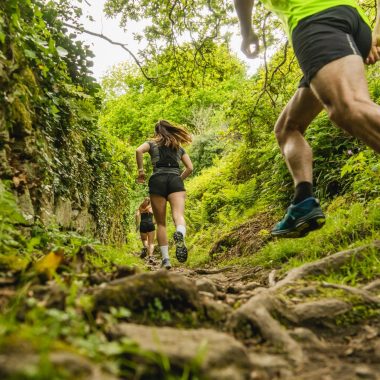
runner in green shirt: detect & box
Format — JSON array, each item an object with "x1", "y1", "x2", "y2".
[{"x1": 234, "y1": 0, "x2": 380, "y2": 238}]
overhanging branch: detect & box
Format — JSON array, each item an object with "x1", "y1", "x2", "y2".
[{"x1": 62, "y1": 22, "x2": 157, "y2": 81}]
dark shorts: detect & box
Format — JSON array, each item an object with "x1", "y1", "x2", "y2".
[
  {"x1": 292, "y1": 5, "x2": 371, "y2": 87},
  {"x1": 149, "y1": 173, "x2": 185, "y2": 198},
  {"x1": 140, "y1": 222, "x2": 155, "y2": 233}
]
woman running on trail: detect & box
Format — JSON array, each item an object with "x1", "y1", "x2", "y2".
[
  {"x1": 135, "y1": 197, "x2": 155, "y2": 259},
  {"x1": 135, "y1": 120, "x2": 193, "y2": 270}
]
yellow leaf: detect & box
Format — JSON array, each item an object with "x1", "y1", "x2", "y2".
[{"x1": 35, "y1": 249, "x2": 64, "y2": 279}]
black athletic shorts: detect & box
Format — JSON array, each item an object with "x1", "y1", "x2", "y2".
[
  {"x1": 148, "y1": 173, "x2": 185, "y2": 198},
  {"x1": 292, "y1": 5, "x2": 371, "y2": 87},
  {"x1": 140, "y1": 222, "x2": 155, "y2": 233}
]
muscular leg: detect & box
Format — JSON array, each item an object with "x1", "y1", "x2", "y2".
[
  {"x1": 274, "y1": 87, "x2": 323, "y2": 186},
  {"x1": 150, "y1": 195, "x2": 168, "y2": 246},
  {"x1": 311, "y1": 55, "x2": 380, "y2": 153}
]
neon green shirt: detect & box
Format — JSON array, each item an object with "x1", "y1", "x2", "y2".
[{"x1": 260, "y1": 0, "x2": 371, "y2": 37}]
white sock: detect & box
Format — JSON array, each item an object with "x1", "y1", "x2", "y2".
[
  {"x1": 176, "y1": 224, "x2": 186, "y2": 238},
  {"x1": 160, "y1": 245, "x2": 169, "y2": 260}
]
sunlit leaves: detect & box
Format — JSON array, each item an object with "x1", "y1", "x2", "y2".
[
  {"x1": 100, "y1": 43, "x2": 246, "y2": 145},
  {"x1": 104, "y1": 0, "x2": 235, "y2": 66}
]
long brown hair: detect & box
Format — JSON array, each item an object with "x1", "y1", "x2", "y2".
[
  {"x1": 139, "y1": 197, "x2": 151, "y2": 213},
  {"x1": 152, "y1": 120, "x2": 192, "y2": 149}
]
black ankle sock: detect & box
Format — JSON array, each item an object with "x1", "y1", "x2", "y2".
[{"x1": 292, "y1": 182, "x2": 313, "y2": 204}]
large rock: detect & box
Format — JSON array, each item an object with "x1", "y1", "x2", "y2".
[
  {"x1": 93, "y1": 270, "x2": 201, "y2": 315},
  {"x1": 112, "y1": 323, "x2": 252, "y2": 380}
]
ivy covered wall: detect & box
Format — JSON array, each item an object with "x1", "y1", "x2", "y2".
[{"x1": 0, "y1": 0, "x2": 133, "y2": 244}]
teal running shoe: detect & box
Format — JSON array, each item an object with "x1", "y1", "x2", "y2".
[{"x1": 271, "y1": 197, "x2": 325, "y2": 238}]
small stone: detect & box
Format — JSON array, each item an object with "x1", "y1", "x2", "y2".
[
  {"x1": 196, "y1": 278, "x2": 218, "y2": 295},
  {"x1": 243, "y1": 282, "x2": 261, "y2": 291},
  {"x1": 216, "y1": 291, "x2": 226, "y2": 300},
  {"x1": 355, "y1": 365, "x2": 375, "y2": 379},
  {"x1": 199, "y1": 291, "x2": 215, "y2": 299}
]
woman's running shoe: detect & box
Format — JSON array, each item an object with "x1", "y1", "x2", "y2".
[
  {"x1": 173, "y1": 231, "x2": 188, "y2": 263},
  {"x1": 161, "y1": 258, "x2": 172, "y2": 270},
  {"x1": 140, "y1": 247, "x2": 148, "y2": 258}
]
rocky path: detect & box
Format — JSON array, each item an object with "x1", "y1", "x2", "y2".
[{"x1": 1, "y1": 241, "x2": 380, "y2": 379}]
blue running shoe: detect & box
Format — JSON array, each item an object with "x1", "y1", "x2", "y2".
[{"x1": 271, "y1": 197, "x2": 326, "y2": 238}]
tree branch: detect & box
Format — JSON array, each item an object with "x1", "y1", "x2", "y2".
[{"x1": 62, "y1": 22, "x2": 157, "y2": 81}]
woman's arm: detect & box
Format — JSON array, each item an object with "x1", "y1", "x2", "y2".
[
  {"x1": 135, "y1": 142, "x2": 150, "y2": 183},
  {"x1": 180, "y1": 153, "x2": 193, "y2": 180},
  {"x1": 234, "y1": 0, "x2": 259, "y2": 58}
]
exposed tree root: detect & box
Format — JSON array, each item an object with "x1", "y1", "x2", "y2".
[
  {"x1": 272, "y1": 241, "x2": 380, "y2": 291},
  {"x1": 231, "y1": 267, "x2": 264, "y2": 282},
  {"x1": 193, "y1": 266, "x2": 235, "y2": 275},
  {"x1": 291, "y1": 298, "x2": 352, "y2": 322},
  {"x1": 363, "y1": 279, "x2": 380, "y2": 293},
  {"x1": 228, "y1": 293, "x2": 305, "y2": 366},
  {"x1": 321, "y1": 282, "x2": 380, "y2": 305},
  {"x1": 228, "y1": 241, "x2": 380, "y2": 374},
  {"x1": 268, "y1": 269, "x2": 277, "y2": 287}
]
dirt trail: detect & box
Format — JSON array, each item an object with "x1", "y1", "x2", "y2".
[
  {"x1": 1, "y1": 242, "x2": 379, "y2": 380},
  {"x1": 143, "y1": 242, "x2": 380, "y2": 380}
]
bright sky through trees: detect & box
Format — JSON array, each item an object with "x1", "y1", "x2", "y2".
[{"x1": 79, "y1": 0, "x2": 262, "y2": 80}]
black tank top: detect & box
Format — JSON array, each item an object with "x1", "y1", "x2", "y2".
[{"x1": 141, "y1": 212, "x2": 153, "y2": 224}]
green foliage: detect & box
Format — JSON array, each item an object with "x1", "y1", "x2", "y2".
[
  {"x1": 104, "y1": 0, "x2": 235, "y2": 65},
  {"x1": 100, "y1": 43, "x2": 246, "y2": 145},
  {"x1": 340, "y1": 148, "x2": 380, "y2": 200},
  {"x1": 188, "y1": 130, "x2": 226, "y2": 175},
  {"x1": 0, "y1": 181, "x2": 27, "y2": 261},
  {"x1": 335, "y1": 305, "x2": 380, "y2": 326}
]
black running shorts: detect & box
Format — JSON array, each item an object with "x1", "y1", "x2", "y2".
[
  {"x1": 292, "y1": 5, "x2": 371, "y2": 87},
  {"x1": 148, "y1": 173, "x2": 185, "y2": 198},
  {"x1": 139, "y1": 222, "x2": 155, "y2": 233}
]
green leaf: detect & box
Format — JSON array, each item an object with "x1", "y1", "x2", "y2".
[
  {"x1": 56, "y1": 46, "x2": 69, "y2": 57},
  {"x1": 24, "y1": 49, "x2": 37, "y2": 59}
]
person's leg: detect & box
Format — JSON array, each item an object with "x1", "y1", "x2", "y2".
[
  {"x1": 167, "y1": 191, "x2": 186, "y2": 231},
  {"x1": 147, "y1": 230, "x2": 155, "y2": 256},
  {"x1": 168, "y1": 191, "x2": 188, "y2": 262},
  {"x1": 310, "y1": 55, "x2": 380, "y2": 153},
  {"x1": 139, "y1": 232, "x2": 148, "y2": 258},
  {"x1": 150, "y1": 194, "x2": 167, "y2": 246},
  {"x1": 272, "y1": 87, "x2": 326, "y2": 238},
  {"x1": 274, "y1": 87, "x2": 323, "y2": 187},
  {"x1": 150, "y1": 194, "x2": 171, "y2": 268},
  {"x1": 140, "y1": 232, "x2": 148, "y2": 248}
]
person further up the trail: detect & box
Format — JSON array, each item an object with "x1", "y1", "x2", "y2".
[
  {"x1": 234, "y1": 0, "x2": 380, "y2": 238},
  {"x1": 136, "y1": 197, "x2": 155, "y2": 259},
  {"x1": 135, "y1": 120, "x2": 193, "y2": 269}
]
